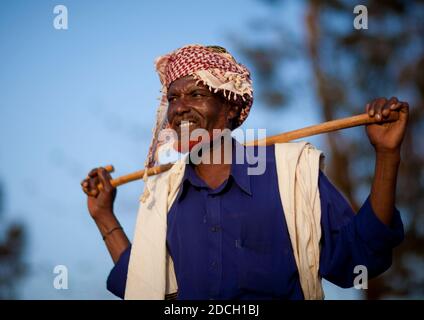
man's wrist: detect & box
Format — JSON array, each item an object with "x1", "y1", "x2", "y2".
[
  {"x1": 375, "y1": 148, "x2": 401, "y2": 164},
  {"x1": 94, "y1": 212, "x2": 119, "y2": 235}
]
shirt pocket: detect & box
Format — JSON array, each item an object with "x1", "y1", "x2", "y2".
[{"x1": 237, "y1": 239, "x2": 277, "y2": 295}]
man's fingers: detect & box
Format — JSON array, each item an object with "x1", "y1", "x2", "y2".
[
  {"x1": 375, "y1": 99, "x2": 387, "y2": 121},
  {"x1": 398, "y1": 102, "x2": 410, "y2": 123},
  {"x1": 400, "y1": 101, "x2": 409, "y2": 113},
  {"x1": 367, "y1": 98, "x2": 385, "y2": 120},
  {"x1": 390, "y1": 102, "x2": 403, "y2": 111},
  {"x1": 81, "y1": 167, "x2": 114, "y2": 196},
  {"x1": 102, "y1": 168, "x2": 114, "y2": 181},
  {"x1": 88, "y1": 175, "x2": 100, "y2": 194},
  {"x1": 80, "y1": 179, "x2": 89, "y2": 188},
  {"x1": 383, "y1": 97, "x2": 398, "y2": 118},
  {"x1": 367, "y1": 98, "x2": 386, "y2": 117},
  {"x1": 368, "y1": 102, "x2": 375, "y2": 117},
  {"x1": 82, "y1": 167, "x2": 113, "y2": 198},
  {"x1": 388, "y1": 101, "x2": 409, "y2": 120},
  {"x1": 97, "y1": 167, "x2": 115, "y2": 192},
  {"x1": 81, "y1": 177, "x2": 93, "y2": 193},
  {"x1": 87, "y1": 177, "x2": 99, "y2": 197},
  {"x1": 388, "y1": 96, "x2": 398, "y2": 106},
  {"x1": 88, "y1": 168, "x2": 99, "y2": 178},
  {"x1": 82, "y1": 185, "x2": 98, "y2": 197}
]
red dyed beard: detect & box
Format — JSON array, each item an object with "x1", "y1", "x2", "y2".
[{"x1": 173, "y1": 135, "x2": 205, "y2": 153}]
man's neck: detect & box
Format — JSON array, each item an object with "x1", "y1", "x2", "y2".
[
  {"x1": 192, "y1": 138, "x2": 233, "y2": 190},
  {"x1": 194, "y1": 162, "x2": 231, "y2": 190}
]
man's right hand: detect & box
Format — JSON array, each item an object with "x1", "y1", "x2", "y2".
[
  {"x1": 81, "y1": 167, "x2": 117, "y2": 221},
  {"x1": 81, "y1": 167, "x2": 129, "y2": 263}
]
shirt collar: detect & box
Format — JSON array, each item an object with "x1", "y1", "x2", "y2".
[
  {"x1": 230, "y1": 139, "x2": 252, "y2": 196},
  {"x1": 176, "y1": 138, "x2": 252, "y2": 202}
]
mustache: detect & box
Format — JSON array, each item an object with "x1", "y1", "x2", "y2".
[{"x1": 171, "y1": 114, "x2": 201, "y2": 127}]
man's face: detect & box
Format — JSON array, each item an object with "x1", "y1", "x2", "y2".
[{"x1": 167, "y1": 75, "x2": 234, "y2": 140}]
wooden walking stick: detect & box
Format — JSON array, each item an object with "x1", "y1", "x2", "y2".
[{"x1": 97, "y1": 112, "x2": 398, "y2": 190}]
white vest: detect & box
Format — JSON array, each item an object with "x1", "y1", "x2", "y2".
[{"x1": 125, "y1": 141, "x2": 324, "y2": 300}]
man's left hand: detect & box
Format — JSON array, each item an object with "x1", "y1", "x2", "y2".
[{"x1": 366, "y1": 97, "x2": 409, "y2": 154}]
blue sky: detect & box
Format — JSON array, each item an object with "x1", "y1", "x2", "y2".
[{"x1": 0, "y1": 0, "x2": 360, "y2": 299}]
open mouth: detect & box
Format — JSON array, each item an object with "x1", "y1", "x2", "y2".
[
  {"x1": 172, "y1": 120, "x2": 204, "y2": 153},
  {"x1": 174, "y1": 118, "x2": 201, "y2": 133},
  {"x1": 178, "y1": 120, "x2": 197, "y2": 129}
]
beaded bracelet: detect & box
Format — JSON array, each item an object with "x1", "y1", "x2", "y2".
[{"x1": 102, "y1": 226, "x2": 123, "y2": 241}]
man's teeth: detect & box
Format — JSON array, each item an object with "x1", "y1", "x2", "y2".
[{"x1": 179, "y1": 122, "x2": 195, "y2": 128}]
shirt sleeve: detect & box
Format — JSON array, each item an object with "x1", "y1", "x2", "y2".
[
  {"x1": 318, "y1": 171, "x2": 404, "y2": 288},
  {"x1": 106, "y1": 245, "x2": 131, "y2": 299}
]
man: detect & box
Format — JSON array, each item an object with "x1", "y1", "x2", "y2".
[{"x1": 81, "y1": 44, "x2": 408, "y2": 300}]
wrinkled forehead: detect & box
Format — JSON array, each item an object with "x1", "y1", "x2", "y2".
[{"x1": 167, "y1": 75, "x2": 209, "y2": 94}]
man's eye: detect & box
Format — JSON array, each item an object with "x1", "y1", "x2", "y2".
[
  {"x1": 168, "y1": 96, "x2": 177, "y2": 102},
  {"x1": 192, "y1": 92, "x2": 205, "y2": 97}
]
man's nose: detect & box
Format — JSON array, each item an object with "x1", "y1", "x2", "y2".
[{"x1": 173, "y1": 97, "x2": 191, "y2": 114}]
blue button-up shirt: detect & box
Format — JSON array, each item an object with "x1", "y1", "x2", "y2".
[{"x1": 107, "y1": 142, "x2": 404, "y2": 299}]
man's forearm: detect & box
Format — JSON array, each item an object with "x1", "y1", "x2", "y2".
[
  {"x1": 369, "y1": 150, "x2": 401, "y2": 226},
  {"x1": 94, "y1": 212, "x2": 130, "y2": 263}
]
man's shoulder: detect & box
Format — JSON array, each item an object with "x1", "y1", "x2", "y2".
[
  {"x1": 243, "y1": 143, "x2": 276, "y2": 164},
  {"x1": 274, "y1": 141, "x2": 323, "y2": 157}
]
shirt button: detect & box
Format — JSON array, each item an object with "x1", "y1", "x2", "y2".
[
  {"x1": 235, "y1": 239, "x2": 242, "y2": 248},
  {"x1": 211, "y1": 226, "x2": 220, "y2": 232}
]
